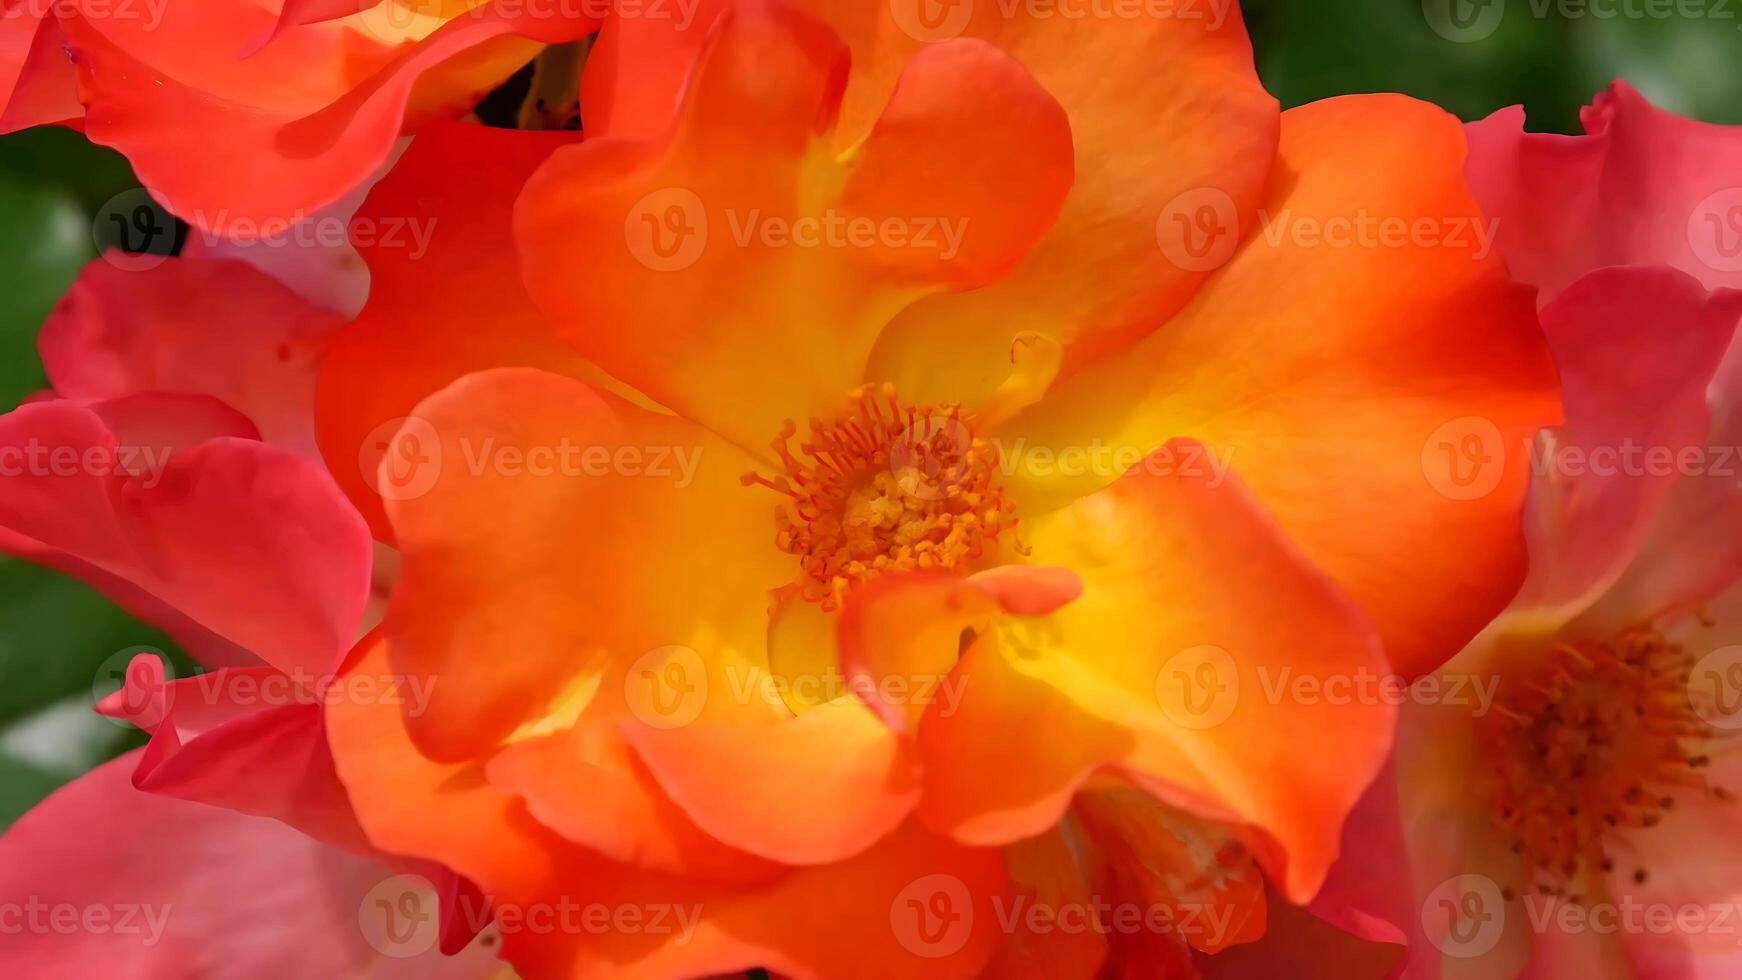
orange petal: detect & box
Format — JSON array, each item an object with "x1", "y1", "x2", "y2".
[
  {"x1": 515, "y1": 2, "x2": 1072, "y2": 450},
  {"x1": 314, "y1": 120, "x2": 622, "y2": 542},
  {"x1": 865, "y1": 444, "x2": 1394, "y2": 904},
  {"x1": 60, "y1": 0, "x2": 585, "y2": 232},
  {"x1": 0, "y1": 5, "x2": 78, "y2": 132},
  {"x1": 579, "y1": 0, "x2": 730, "y2": 140},
  {"x1": 485, "y1": 714, "x2": 783, "y2": 884},
  {"x1": 380, "y1": 368, "x2": 786, "y2": 760},
  {"x1": 499, "y1": 821, "x2": 1011, "y2": 980},
  {"x1": 333, "y1": 641, "x2": 1010, "y2": 979},
  {"x1": 829, "y1": 565, "x2": 1080, "y2": 736},
  {"x1": 811, "y1": 1, "x2": 1281, "y2": 407},
  {"x1": 325, "y1": 634, "x2": 576, "y2": 903},
  {"x1": 1003, "y1": 95, "x2": 1560, "y2": 679},
  {"x1": 623, "y1": 695, "x2": 924, "y2": 865}
]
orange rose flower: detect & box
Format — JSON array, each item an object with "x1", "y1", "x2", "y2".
[{"x1": 307, "y1": 2, "x2": 1559, "y2": 975}]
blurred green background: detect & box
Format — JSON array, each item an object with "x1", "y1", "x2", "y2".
[{"x1": 1, "y1": 0, "x2": 1740, "y2": 827}]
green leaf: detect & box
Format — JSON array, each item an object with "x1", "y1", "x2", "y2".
[
  {"x1": 0, "y1": 172, "x2": 92, "y2": 410},
  {"x1": 0, "y1": 751, "x2": 64, "y2": 827},
  {"x1": 0, "y1": 558, "x2": 178, "y2": 726}
]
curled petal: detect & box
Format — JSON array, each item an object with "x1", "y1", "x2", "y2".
[
  {"x1": 379, "y1": 368, "x2": 784, "y2": 759},
  {"x1": 844, "y1": 444, "x2": 1394, "y2": 904},
  {"x1": 0, "y1": 400, "x2": 372, "y2": 677},
  {"x1": 516, "y1": 2, "x2": 1073, "y2": 450},
  {"x1": 1467, "y1": 81, "x2": 1742, "y2": 300},
  {"x1": 61, "y1": 0, "x2": 594, "y2": 231},
  {"x1": 40, "y1": 257, "x2": 346, "y2": 454},
  {"x1": 315, "y1": 120, "x2": 616, "y2": 542},
  {"x1": 1003, "y1": 95, "x2": 1561, "y2": 679},
  {"x1": 1513, "y1": 268, "x2": 1742, "y2": 622},
  {"x1": 0, "y1": 752, "x2": 499, "y2": 976}
]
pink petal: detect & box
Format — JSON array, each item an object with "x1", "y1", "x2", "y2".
[
  {"x1": 0, "y1": 753, "x2": 502, "y2": 977},
  {"x1": 1513, "y1": 268, "x2": 1742, "y2": 620},
  {"x1": 1467, "y1": 81, "x2": 1742, "y2": 303},
  {"x1": 97, "y1": 655, "x2": 377, "y2": 854},
  {"x1": 0, "y1": 400, "x2": 372, "y2": 677},
  {"x1": 39, "y1": 257, "x2": 347, "y2": 454}
]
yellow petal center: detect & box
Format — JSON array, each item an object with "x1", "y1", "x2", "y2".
[{"x1": 744, "y1": 384, "x2": 1018, "y2": 610}]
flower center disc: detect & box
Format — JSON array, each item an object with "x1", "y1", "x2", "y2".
[
  {"x1": 744, "y1": 384, "x2": 1017, "y2": 610},
  {"x1": 1478, "y1": 626, "x2": 1733, "y2": 898}
]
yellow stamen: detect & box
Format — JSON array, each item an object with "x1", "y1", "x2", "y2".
[
  {"x1": 743, "y1": 383, "x2": 1019, "y2": 609},
  {"x1": 1479, "y1": 626, "x2": 1737, "y2": 899}
]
